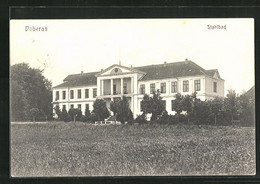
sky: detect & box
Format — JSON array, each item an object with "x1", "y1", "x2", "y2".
[{"x1": 10, "y1": 19, "x2": 254, "y2": 95}]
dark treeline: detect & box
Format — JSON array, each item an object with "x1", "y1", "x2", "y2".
[{"x1": 10, "y1": 63, "x2": 53, "y2": 122}]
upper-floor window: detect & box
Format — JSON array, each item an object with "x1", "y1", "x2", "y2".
[
  {"x1": 70, "y1": 90, "x2": 74, "y2": 99},
  {"x1": 183, "y1": 80, "x2": 189, "y2": 92},
  {"x1": 161, "y1": 83, "x2": 166, "y2": 93},
  {"x1": 171, "y1": 81, "x2": 178, "y2": 93},
  {"x1": 93, "y1": 88, "x2": 97, "y2": 98},
  {"x1": 55, "y1": 91, "x2": 59, "y2": 100},
  {"x1": 78, "y1": 104, "x2": 81, "y2": 110},
  {"x1": 194, "y1": 80, "x2": 201, "y2": 91},
  {"x1": 140, "y1": 84, "x2": 145, "y2": 94},
  {"x1": 214, "y1": 82, "x2": 217, "y2": 93},
  {"x1": 150, "y1": 83, "x2": 155, "y2": 94},
  {"x1": 62, "y1": 91, "x2": 66, "y2": 100},
  {"x1": 78, "y1": 89, "x2": 81, "y2": 99},
  {"x1": 85, "y1": 89, "x2": 89, "y2": 98}
]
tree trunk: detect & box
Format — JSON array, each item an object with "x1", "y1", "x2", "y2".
[
  {"x1": 215, "y1": 115, "x2": 217, "y2": 126},
  {"x1": 74, "y1": 115, "x2": 76, "y2": 123}
]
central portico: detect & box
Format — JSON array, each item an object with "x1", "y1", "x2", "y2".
[{"x1": 95, "y1": 64, "x2": 145, "y2": 117}]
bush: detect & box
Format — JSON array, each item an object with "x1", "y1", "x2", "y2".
[
  {"x1": 135, "y1": 113, "x2": 146, "y2": 124},
  {"x1": 68, "y1": 108, "x2": 82, "y2": 122}
]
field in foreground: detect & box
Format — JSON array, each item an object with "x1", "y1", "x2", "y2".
[{"x1": 11, "y1": 122, "x2": 255, "y2": 176}]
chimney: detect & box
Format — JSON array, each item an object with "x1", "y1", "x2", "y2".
[
  {"x1": 81, "y1": 71, "x2": 83, "y2": 75},
  {"x1": 164, "y1": 61, "x2": 167, "y2": 67},
  {"x1": 185, "y1": 58, "x2": 189, "y2": 64},
  {"x1": 130, "y1": 65, "x2": 132, "y2": 68},
  {"x1": 101, "y1": 69, "x2": 103, "y2": 72}
]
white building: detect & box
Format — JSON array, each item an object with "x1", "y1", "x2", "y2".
[{"x1": 52, "y1": 59, "x2": 224, "y2": 118}]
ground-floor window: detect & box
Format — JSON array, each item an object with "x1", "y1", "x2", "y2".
[
  {"x1": 78, "y1": 104, "x2": 81, "y2": 110},
  {"x1": 62, "y1": 105, "x2": 66, "y2": 110},
  {"x1": 85, "y1": 104, "x2": 89, "y2": 111},
  {"x1": 70, "y1": 104, "x2": 74, "y2": 109}
]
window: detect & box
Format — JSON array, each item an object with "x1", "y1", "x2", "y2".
[
  {"x1": 78, "y1": 104, "x2": 81, "y2": 110},
  {"x1": 194, "y1": 80, "x2": 201, "y2": 91},
  {"x1": 214, "y1": 82, "x2": 217, "y2": 93},
  {"x1": 150, "y1": 83, "x2": 155, "y2": 94},
  {"x1": 85, "y1": 89, "x2": 89, "y2": 98},
  {"x1": 171, "y1": 81, "x2": 178, "y2": 93},
  {"x1": 140, "y1": 84, "x2": 145, "y2": 94},
  {"x1": 161, "y1": 83, "x2": 166, "y2": 93},
  {"x1": 93, "y1": 88, "x2": 97, "y2": 98},
  {"x1": 62, "y1": 91, "x2": 66, "y2": 100},
  {"x1": 62, "y1": 105, "x2": 66, "y2": 110},
  {"x1": 171, "y1": 100, "x2": 174, "y2": 111},
  {"x1": 55, "y1": 91, "x2": 59, "y2": 100},
  {"x1": 70, "y1": 90, "x2": 74, "y2": 99},
  {"x1": 78, "y1": 89, "x2": 81, "y2": 99},
  {"x1": 123, "y1": 83, "x2": 127, "y2": 94},
  {"x1": 70, "y1": 104, "x2": 74, "y2": 109},
  {"x1": 85, "y1": 104, "x2": 89, "y2": 111},
  {"x1": 183, "y1": 80, "x2": 189, "y2": 92}
]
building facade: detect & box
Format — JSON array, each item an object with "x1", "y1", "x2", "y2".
[{"x1": 52, "y1": 60, "x2": 224, "y2": 118}]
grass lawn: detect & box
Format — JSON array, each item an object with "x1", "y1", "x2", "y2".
[{"x1": 11, "y1": 121, "x2": 255, "y2": 176}]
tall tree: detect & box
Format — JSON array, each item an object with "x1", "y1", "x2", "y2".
[
  {"x1": 209, "y1": 96, "x2": 224, "y2": 125},
  {"x1": 111, "y1": 96, "x2": 133, "y2": 123},
  {"x1": 92, "y1": 99, "x2": 110, "y2": 121},
  {"x1": 10, "y1": 63, "x2": 52, "y2": 121},
  {"x1": 171, "y1": 93, "x2": 183, "y2": 123},
  {"x1": 224, "y1": 89, "x2": 240, "y2": 125}
]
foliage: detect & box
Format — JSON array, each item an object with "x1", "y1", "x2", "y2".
[
  {"x1": 208, "y1": 97, "x2": 224, "y2": 125},
  {"x1": 135, "y1": 113, "x2": 147, "y2": 124},
  {"x1": 110, "y1": 96, "x2": 133, "y2": 123},
  {"x1": 10, "y1": 63, "x2": 52, "y2": 121},
  {"x1": 84, "y1": 109, "x2": 92, "y2": 122},
  {"x1": 224, "y1": 89, "x2": 240, "y2": 125},
  {"x1": 68, "y1": 108, "x2": 82, "y2": 122},
  {"x1": 92, "y1": 99, "x2": 110, "y2": 121},
  {"x1": 140, "y1": 91, "x2": 165, "y2": 121},
  {"x1": 54, "y1": 105, "x2": 61, "y2": 120},
  {"x1": 171, "y1": 93, "x2": 184, "y2": 122},
  {"x1": 61, "y1": 107, "x2": 71, "y2": 122},
  {"x1": 29, "y1": 108, "x2": 40, "y2": 122},
  {"x1": 239, "y1": 93, "x2": 255, "y2": 127}
]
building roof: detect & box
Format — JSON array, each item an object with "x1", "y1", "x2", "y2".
[
  {"x1": 53, "y1": 60, "x2": 222, "y2": 89},
  {"x1": 242, "y1": 85, "x2": 255, "y2": 99}
]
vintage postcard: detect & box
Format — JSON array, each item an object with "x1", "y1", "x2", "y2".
[{"x1": 10, "y1": 18, "x2": 255, "y2": 176}]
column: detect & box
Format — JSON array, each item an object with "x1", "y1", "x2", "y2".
[
  {"x1": 131, "y1": 77, "x2": 134, "y2": 94},
  {"x1": 121, "y1": 78, "x2": 123, "y2": 94},
  {"x1": 100, "y1": 80, "x2": 103, "y2": 96},
  {"x1": 110, "y1": 79, "x2": 113, "y2": 95}
]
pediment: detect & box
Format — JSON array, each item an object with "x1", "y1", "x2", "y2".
[
  {"x1": 213, "y1": 71, "x2": 221, "y2": 79},
  {"x1": 95, "y1": 64, "x2": 145, "y2": 77}
]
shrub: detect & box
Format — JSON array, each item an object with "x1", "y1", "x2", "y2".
[
  {"x1": 135, "y1": 113, "x2": 146, "y2": 124},
  {"x1": 68, "y1": 108, "x2": 82, "y2": 122},
  {"x1": 92, "y1": 99, "x2": 110, "y2": 121}
]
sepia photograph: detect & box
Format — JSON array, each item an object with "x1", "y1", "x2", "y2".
[{"x1": 10, "y1": 18, "x2": 255, "y2": 177}]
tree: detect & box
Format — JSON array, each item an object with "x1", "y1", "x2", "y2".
[
  {"x1": 209, "y1": 96, "x2": 224, "y2": 125},
  {"x1": 239, "y1": 93, "x2": 255, "y2": 127},
  {"x1": 68, "y1": 108, "x2": 82, "y2": 122},
  {"x1": 92, "y1": 99, "x2": 110, "y2": 121},
  {"x1": 171, "y1": 93, "x2": 183, "y2": 123},
  {"x1": 84, "y1": 108, "x2": 92, "y2": 122},
  {"x1": 54, "y1": 105, "x2": 61, "y2": 120},
  {"x1": 10, "y1": 63, "x2": 52, "y2": 121},
  {"x1": 224, "y1": 89, "x2": 240, "y2": 125},
  {"x1": 29, "y1": 108, "x2": 40, "y2": 122},
  {"x1": 140, "y1": 91, "x2": 165, "y2": 121},
  {"x1": 182, "y1": 94, "x2": 194, "y2": 123},
  {"x1": 61, "y1": 107, "x2": 71, "y2": 122},
  {"x1": 111, "y1": 96, "x2": 133, "y2": 123}
]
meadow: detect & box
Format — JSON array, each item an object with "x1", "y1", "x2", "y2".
[{"x1": 11, "y1": 121, "x2": 255, "y2": 177}]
